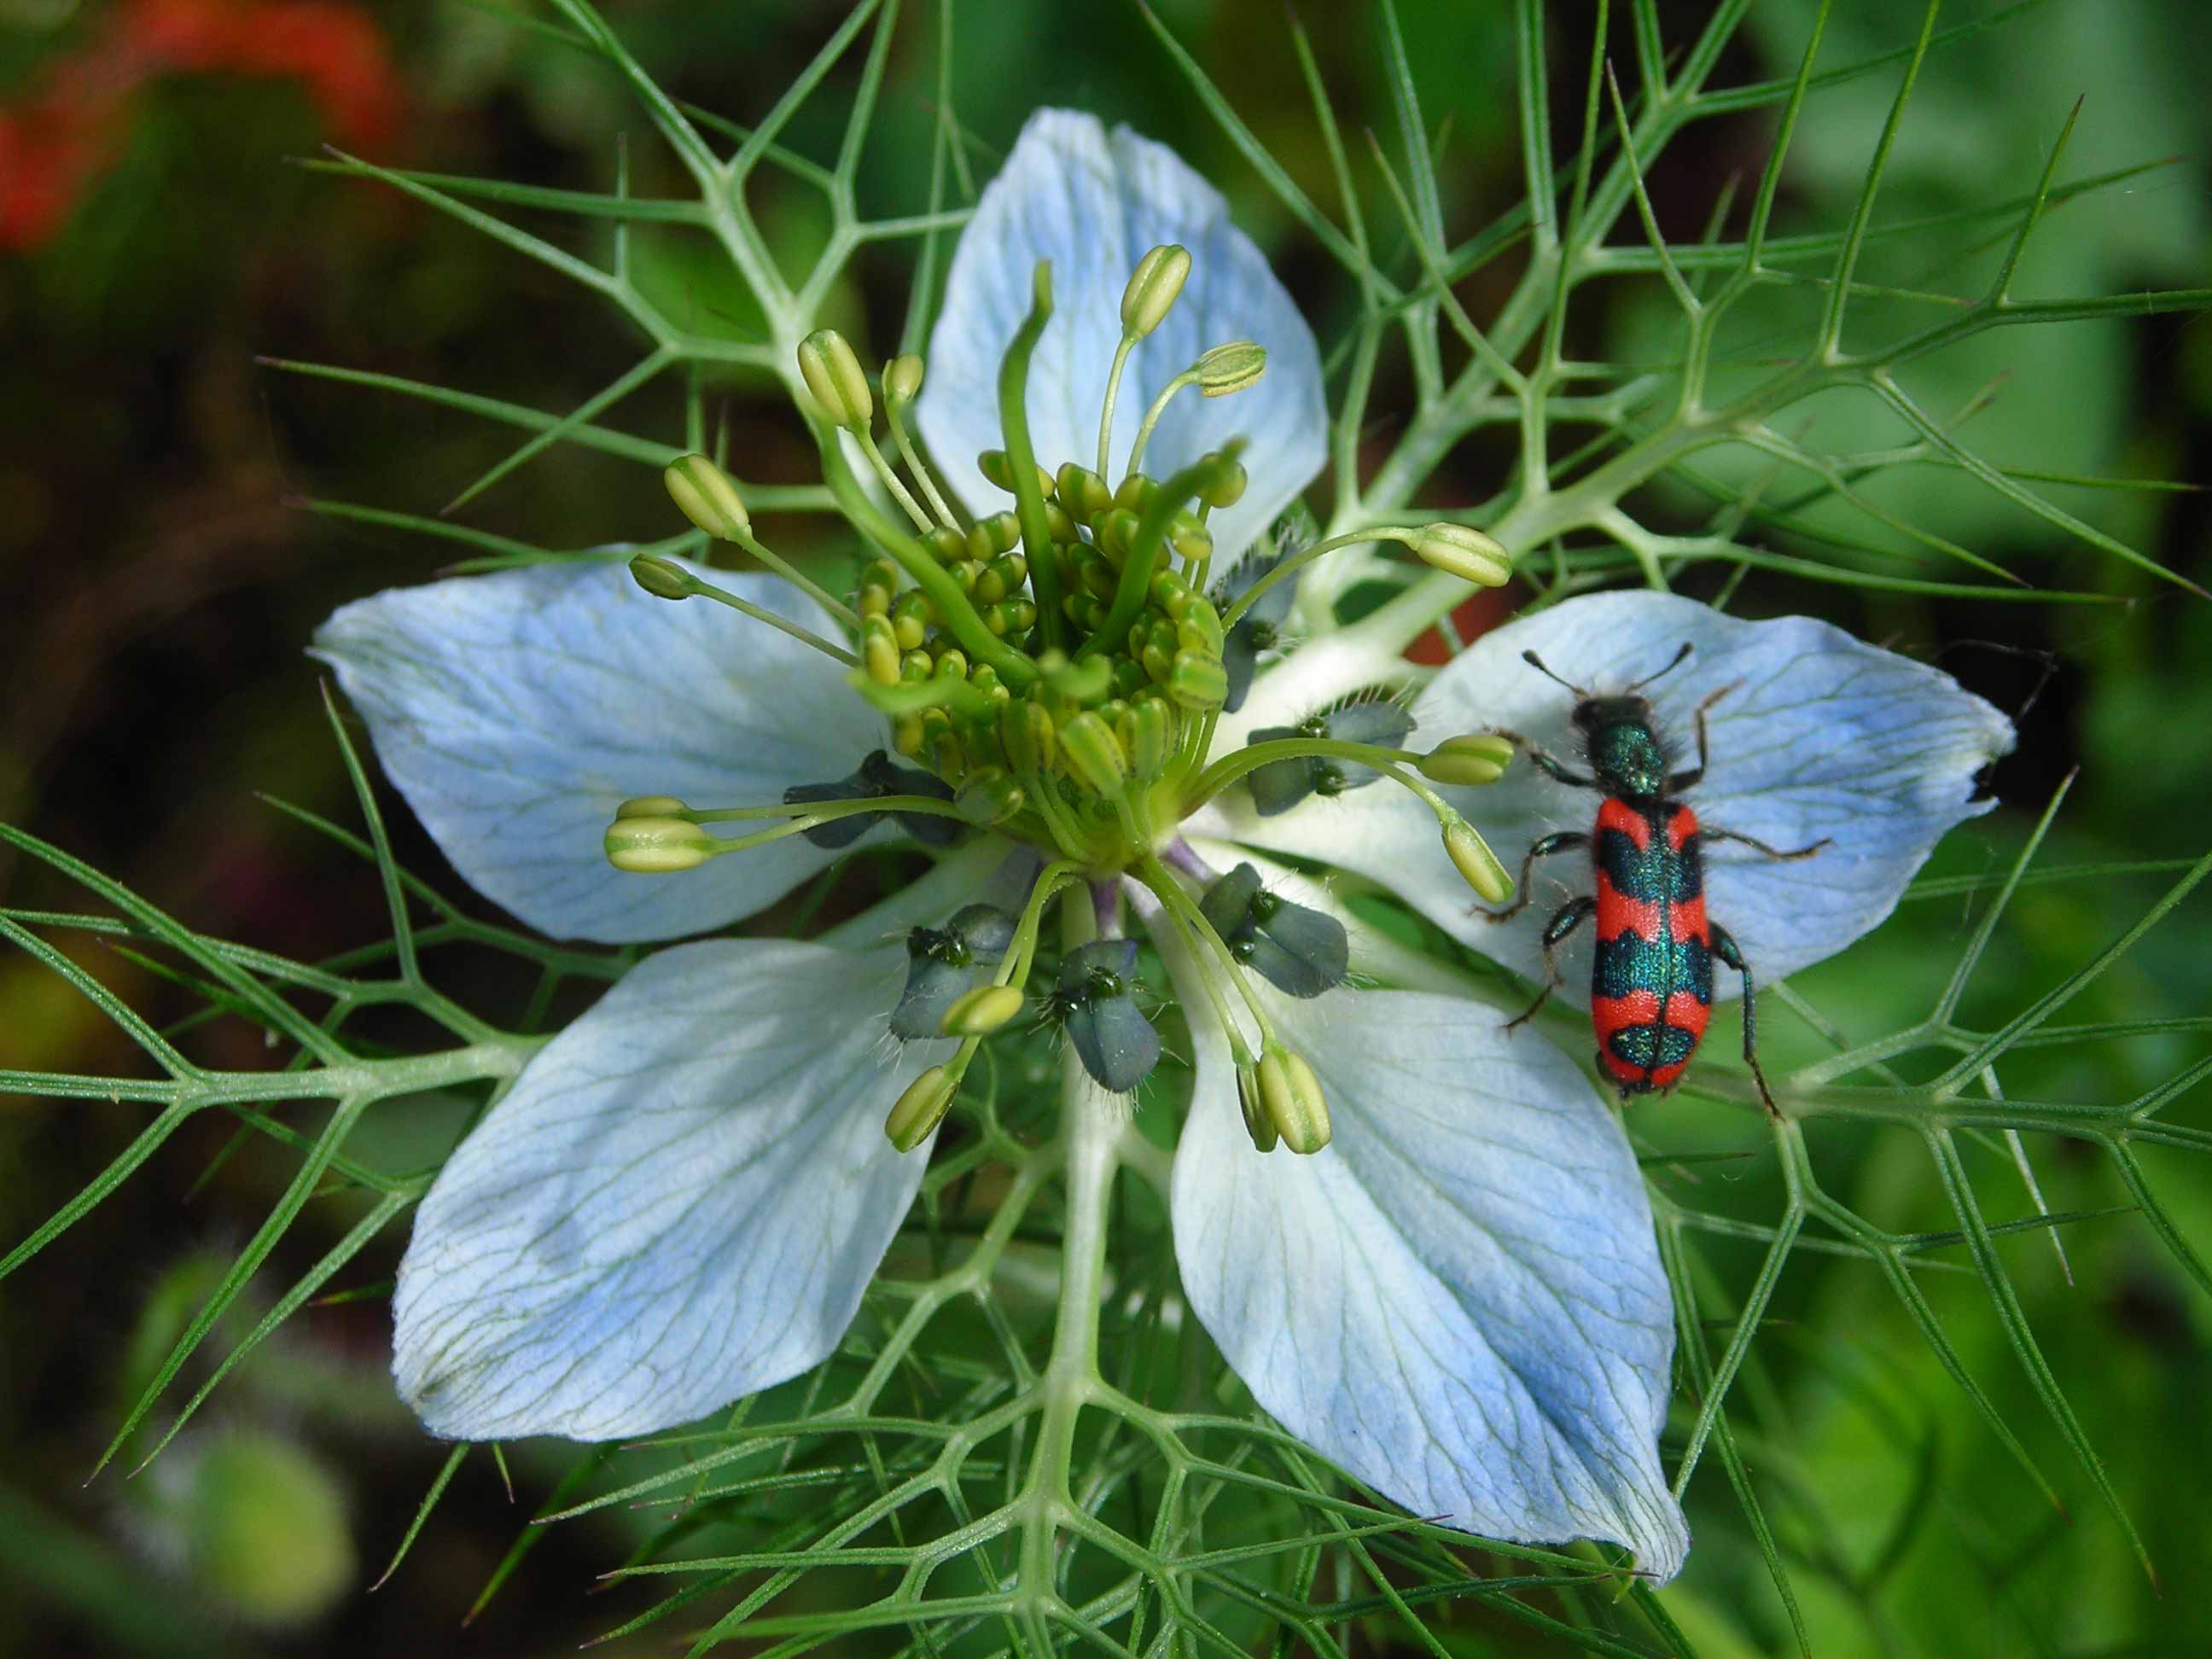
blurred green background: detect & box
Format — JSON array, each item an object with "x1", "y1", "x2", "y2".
[{"x1": 2, "y1": 0, "x2": 2208, "y2": 1652}]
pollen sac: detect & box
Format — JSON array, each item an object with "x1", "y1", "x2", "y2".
[
  {"x1": 784, "y1": 750, "x2": 959, "y2": 848},
  {"x1": 889, "y1": 903, "x2": 1017, "y2": 1040},
  {"x1": 1198, "y1": 863, "x2": 1348, "y2": 999},
  {"x1": 1244, "y1": 701, "x2": 1417, "y2": 817},
  {"x1": 1051, "y1": 938, "x2": 1160, "y2": 1094}
]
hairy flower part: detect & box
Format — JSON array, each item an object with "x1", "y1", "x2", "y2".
[{"x1": 316, "y1": 106, "x2": 2013, "y2": 1583}]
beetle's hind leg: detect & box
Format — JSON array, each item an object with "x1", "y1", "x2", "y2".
[
  {"x1": 1696, "y1": 826, "x2": 1833, "y2": 861},
  {"x1": 1505, "y1": 896, "x2": 1596, "y2": 1031},
  {"x1": 1711, "y1": 923, "x2": 1781, "y2": 1118}
]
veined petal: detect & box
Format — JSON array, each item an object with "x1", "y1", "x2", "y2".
[
  {"x1": 314, "y1": 561, "x2": 880, "y2": 945},
  {"x1": 392, "y1": 935, "x2": 945, "y2": 1441},
  {"x1": 1158, "y1": 933, "x2": 1688, "y2": 1579},
  {"x1": 917, "y1": 108, "x2": 1325, "y2": 560},
  {"x1": 1216, "y1": 592, "x2": 2013, "y2": 992}
]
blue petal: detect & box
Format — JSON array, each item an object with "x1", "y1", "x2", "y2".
[
  {"x1": 1161, "y1": 952, "x2": 1690, "y2": 1579},
  {"x1": 392, "y1": 935, "x2": 946, "y2": 1441},
  {"x1": 314, "y1": 561, "x2": 882, "y2": 945},
  {"x1": 1217, "y1": 591, "x2": 2015, "y2": 992},
  {"x1": 917, "y1": 108, "x2": 1326, "y2": 561}
]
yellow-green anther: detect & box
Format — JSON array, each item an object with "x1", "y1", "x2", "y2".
[
  {"x1": 1442, "y1": 817, "x2": 1513, "y2": 904},
  {"x1": 1413, "y1": 522, "x2": 1512, "y2": 586},
  {"x1": 955, "y1": 765, "x2": 1025, "y2": 826},
  {"x1": 1421, "y1": 733, "x2": 1517, "y2": 787},
  {"x1": 1236, "y1": 1064, "x2": 1279, "y2": 1153},
  {"x1": 863, "y1": 615, "x2": 902, "y2": 686},
  {"x1": 885, "y1": 1064, "x2": 958, "y2": 1151},
  {"x1": 1056, "y1": 463, "x2": 1112, "y2": 524},
  {"x1": 1196, "y1": 341, "x2": 1266, "y2": 398},
  {"x1": 798, "y1": 329, "x2": 874, "y2": 428},
  {"x1": 615, "y1": 795, "x2": 690, "y2": 819},
  {"x1": 629, "y1": 554, "x2": 694, "y2": 601},
  {"x1": 1169, "y1": 512, "x2": 1213, "y2": 564},
  {"x1": 1120, "y1": 242, "x2": 1191, "y2": 339},
  {"x1": 977, "y1": 451, "x2": 1057, "y2": 504},
  {"x1": 1200, "y1": 458, "x2": 1248, "y2": 510},
  {"x1": 663, "y1": 452, "x2": 750, "y2": 539},
  {"x1": 1060, "y1": 709, "x2": 1128, "y2": 796},
  {"x1": 605, "y1": 815, "x2": 714, "y2": 874},
  {"x1": 1002, "y1": 697, "x2": 1055, "y2": 773},
  {"x1": 1167, "y1": 649, "x2": 1228, "y2": 712},
  {"x1": 1178, "y1": 602, "x2": 1225, "y2": 656},
  {"x1": 1257, "y1": 1046, "x2": 1330, "y2": 1154},
  {"x1": 942, "y1": 983, "x2": 1026, "y2": 1037},
  {"x1": 1128, "y1": 697, "x2": 1173, "y2": 778},
  {"x1": 883, "y1": 352, "x2": 924, "y2": 406}
]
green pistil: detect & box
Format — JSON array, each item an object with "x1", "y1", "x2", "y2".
[
  {"x1": 815, "y1": 426, "x2": 1039, "y2": 686},
  {"x1": 997, "y1": 261, "x2": 1068, "y2": 655}
]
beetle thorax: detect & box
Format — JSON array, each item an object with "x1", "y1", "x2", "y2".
[{"x1": 1576, "y1": 696, "x2": 1668, "y2": 799}]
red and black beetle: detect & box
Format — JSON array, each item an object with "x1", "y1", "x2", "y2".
[{"x1": 1483, "y1": 645, "x2": 1828, "y2": 1115}]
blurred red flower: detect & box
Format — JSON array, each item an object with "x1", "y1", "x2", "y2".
[{"x1": 0, "y1": 0, "x2": 402, "y2": 250}]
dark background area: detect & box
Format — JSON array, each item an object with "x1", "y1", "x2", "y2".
[{"x1": 3, "y1": 0, "x2": 2209, "y2": 1652}]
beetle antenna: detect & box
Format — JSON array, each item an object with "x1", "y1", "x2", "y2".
[
  {"x1": 1520, "y1": 650, "x2": 1590, "y2": 697},
  {"x1": 1623, "y1": 641, "x2": 1694, "y2": 694}
]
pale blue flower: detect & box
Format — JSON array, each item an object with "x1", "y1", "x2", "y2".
[{"x1": 315, "y1": 108, "x2": 2011, "y2": 1585}]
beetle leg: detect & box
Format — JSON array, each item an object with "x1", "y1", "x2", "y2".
[
  {"x1": 1505, "y1": 896, "x2": 1596, "y2": 1031},
  {"x1": 1480, "y1": 831, "x2": 1592, "y2": 923},
  {"x1": 1710, "y1": 923, "x2": 1780, "y2": 1118},
  {"x1": 1486, "y1": 728, "x2": 1598, "y2": 790},
  {"x1": 1667, "y1": 679, "x2": 1741, "y2": 792},
  {"x1": 1695, "y1": 826, "x2": 1833, "y2": 861}
]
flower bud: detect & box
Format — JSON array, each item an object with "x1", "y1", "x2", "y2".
[
  {"x1": 1412, "y1": 521, "x2": 1511, "y2": 586},
  {"x1": 885, "y1": 1064, "x2": 958, "y2": 1151},
  {"x1": 1120, "y1": 242, "x2": 1191, "y2": 339},
  {"x1": 1441, "y1": 817, "x2": 1512, "y2": 904},
  {"x1": 883, "y1": 352, "x2": 924, "y2": 405},
  {"x1": 662, "y1": 452, "x2": 750, "y2": 538},
  {"x1": 629, "y1": 553, "x2": 695, "y2": 601},
  {"x1": 172, "y1": 1430, "x2": 354, "y2": 1628},
  {"x1": 955, "y1": 766, "x2": 1026, "y2": 826},
  {"x1": 605, "y1": 815, "x2": 714, "y2": 874},
  {"x1": 798, "y1": 328, "x2": 874, "y2": 428},
  {"x1": 1195, "y1": 341, "x2": 1266, "y2": 398},
  {"x1": 1257, "y1": 1045, "x2": 1330, "y2": 1154},
  {"x1": 942, "y1": 983, "x2": 1025, "y2": 1037},
  {"x1": 1419, "y1": 733, "x2": 1518, "y2": 787},
  {"x1": 1059, "y1": 710, "x2": 1128, "y2": 797}
]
